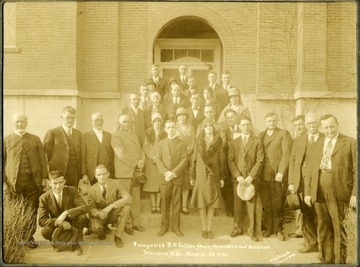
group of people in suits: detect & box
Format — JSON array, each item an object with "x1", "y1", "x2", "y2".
[{"x1": 3, "y1": 65, "x2": 356, "y2": 263}]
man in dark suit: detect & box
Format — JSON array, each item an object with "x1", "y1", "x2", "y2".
[
  {"x1": 304, "y1": 114, "x2": 356, "y2": 264},
  {"x1": 204, "y1": 70, "x2": 227, "y2": 110},
  {"x1": 112, "y1": 114, "x2": 146, "y2": 235},
  {"x1": 288, "y1": 113, "x2": 322, "y2": 253},
  {"x1": 178, "y1": 64, "x2": 189, "y2": 91},
  {"x1": 116, "y1": 92, "x2": 146, "y2": 144},
  {"x1": 259, "y1": 112, "x2": 293, "y2": 241},
  {"x1": 155, "y1": 120, "x2": 188, "y2": 237},
  {"x1": 165, "y1": 84, "x2": 190, "y2": 119},
  {"x1": 220, "y1": 71, "x2": 232, "y2": 106},
  {"x1": 38, "y1": 171, "x2": 89, "y2": 255},
  {"x1": 183, "y1": 76, "x2": 200, "y2": 101},
  {"x1": 43, "y1": 106, "x2": 82, "y2": 187},
  {"x1": 4, "y1": 113, "x2": 48, "y2": 248},
  {"x1": 222, "y1": 109, "x2": 242, "y2": 217},
  {"x1": 186, "y1": 90, "x2": 204, "y2": 132},
  {"x1": 288, "y1": 115, "x2": 306, "y2": 239},
  {"x1": 87, "y1": 165, "x2": 132, "y2": 248},
  {"x1": 228, "y1": 116, "x2": 264, "y2": 242},
  {"x1": 81, "y1": 112, "x2": 114, "y2": 185},
  {"x1": 151, "y1": 64, "x2": 166, "y2": 98}
]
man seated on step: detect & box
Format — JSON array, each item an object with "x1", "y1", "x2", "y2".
[
  {"x1": 87, "y1": 165, "x2": 132, "y2": 248},
  {"x1": 38, "y1": 170, "x2": 89, "y2": 255}
]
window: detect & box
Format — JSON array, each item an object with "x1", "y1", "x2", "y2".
[{"x1": 160, "y1": 48, "x2": 214, "y2": 63}]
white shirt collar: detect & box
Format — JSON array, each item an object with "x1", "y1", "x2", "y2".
[
  {"x1": 53, "y1": 191, "x2": 63, "y2": 200},
  {"x1": 308, "y1": 132, "x2": 319, "y2": 142},
  {"x1": 62, "y1": 124, "x2": 72, "y2": 135},
  {"x1": 131, "y1": 105, "x2": 138, "y2": 114},
  {"x1": 14, "y1": 130, "x2": 26, "y2": 137}
]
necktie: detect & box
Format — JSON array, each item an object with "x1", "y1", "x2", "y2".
[
  {"x1": 102, "y1": 186, "x2": 106, "y2": 199},
  {"x1": 57, "y1": 194, "x2": 62, "y2": 208},
  {"x1": 67, "y1": 128, "x2": 72, "y2": 137},
  {"x1": 320, "y1": 139, "x2": 333, "y2": 170},
  {"x1": 242, "y1": 135, "x2": 248, "y2": 148},
  {"x1": 309, "y1": 135, "x2": 315, "y2": 145}
]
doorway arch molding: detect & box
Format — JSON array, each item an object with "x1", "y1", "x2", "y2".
[{"x1": 147, "y1": 3, "x2": 237, "y2": 69}]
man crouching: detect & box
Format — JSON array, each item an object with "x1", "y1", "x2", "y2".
[
  {"x1": 87, "y1": 164, "x2": 132, "y2": 248},
  {"x1": 38, "y1": 170, "x2": 89, "y2": 255}
]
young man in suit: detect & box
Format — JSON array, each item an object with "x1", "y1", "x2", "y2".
[
  {"x1": 220, "y1": 71, "x2": 232, "y2": 106},
  {"x1": 228, "y1": 116, "x2": 264, "y2": 242},
  {"x1": 111, "y1": 114, "x2": 146, "y2": 235},
  {"x1": 81, "y1": 112, "x2": 114, "y2": 185},
  {"x1": 259, "y1": 112, "x2": 293, "y2": 241},
  {"x1": 288, "y1": 113, "x2": 322, "y2": 253},
  {"x1": 155, "y1": 120, "x2": 188, "y2": 237},
  {"x1": 116, "y1": 92, "x2": 146, "y2": 144},
  {"x1": 87, "y1": 165, "x2": 132, "y2": 248},
  {"x1": 38, "y1": 171, "x2": 89, "y2": 255},
  {"x1": 304, "y1": 114, "x2": 356, "y2": 264},
  {"x1": 4, "y1": 113, "x2": 48, "y2": 248},
  {"x1": 43, "y1": 106, "x2": 82, "y2": 187}
]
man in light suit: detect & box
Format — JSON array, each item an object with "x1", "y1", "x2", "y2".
[
  {"x1": 38, "y1": 171, "x2": 89, "y2": 255},
  {"x1": 259, "y1": 112, "x2": 293, "y2": 241},
  {"x1": 43, "y1": 106, "x2": 82, "y2": 187},
  {"x1": 228, "y1": 116, "x2": 264, "y2": 242},
  {"x1": 116, "y1": 92, "x2": 146, "y2": 144},
  {"x1": 155, "y1": 120, "x2": 188, "y2": 237},
  {"x1": 87, "y1": 165, "x2": 132, "y2": 248},
  {"x1": 304, "y1": 114, "x2": 356, "y2": 264},
  {"x1": 4, "y1": 113, "x2": 48, "y2": 248},
  {"x1": 288, "y1": 113, "x2": 322, "y2": 253},
  {"x1": 111, "y1": 114, "x2": 146, "y2": 235},
  {"x1": 81, "y1": 112, "x2": 114, "y2": 185}
]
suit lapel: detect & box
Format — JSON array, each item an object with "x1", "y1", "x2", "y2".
[
  {"x1": 59, "y1": 127, "x2": 69, "y2": 146},
  {"x1": 263, "y1": 128, "x2": 278, "y2": 146},
  {"x1": 244, "y1": 136, "x2": 255, "y2": 155},
  {"x1": 332, "y1": 135, "x2": 345, "y2": 156},
  {"x1": 49, "y1": 191, "x2": 61, "y2": 216},
  {"x1": 91, "y1": 131, "x2": 101, "y2": 144},
  {"x1": 62, "y1": 187, "x2": 70, "y2": 211}
]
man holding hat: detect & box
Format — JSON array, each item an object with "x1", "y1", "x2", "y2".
[
  {"x1": 38, "y1": 170, "x2": 89, "y2": 255},
  {"x1": 87, "y1": 165, "x2": 132, "y2": 248},
  {"x1": 227, "y1": 116, "x2": 264, "y2": 242}
]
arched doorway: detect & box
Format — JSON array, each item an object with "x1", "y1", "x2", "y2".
[{"x1": 154, "y1": 16, "x2": 222, "y2": 90}]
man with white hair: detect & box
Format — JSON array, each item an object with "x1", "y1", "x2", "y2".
[
  {"x1": 4, "y1": 113, "x2": 48, "y2": 248},
  {"x1": 111, "y1": 114, "x2": 146, "y2": 235},
  {"x1": 288, "y1": 113, "x2": 323, "y2": 253},
  {"x1": 81, "y1": 112, "x2": 114, "y2": 185}
]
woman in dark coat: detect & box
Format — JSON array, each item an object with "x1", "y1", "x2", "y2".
[
  {"x1": 143, "y1": 113, "x2": 167, "y2": 214},
  {"x1": 190, "y1": 120, "x2": 226, "y2": 239}
]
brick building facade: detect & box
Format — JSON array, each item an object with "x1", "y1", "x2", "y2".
[{"x1": 3, "y1": 1, "x2": 356, "y2": 139}]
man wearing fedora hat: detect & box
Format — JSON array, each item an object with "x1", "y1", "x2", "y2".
[
  {"x1": 38, "y1": 170, "x2": 89, "y2": 255},
  {"x1": 87, "y1": 165, "x2": 132, "y2": 248},
  {"x1": 288, "y1": 113, "x2": 322, "y2": 254},
  {"x1": 228, "y1": 116, "x2": 264, "y2": 242}
]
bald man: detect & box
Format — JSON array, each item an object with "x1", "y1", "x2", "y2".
[
  {"x1": 111, "y1": 115, "x2": 146, "y2": 234},
  {"x1": 4, "y1": 113, "x2": 48, "y2": 248},
  {"x1": 81, "y1": 112, "x2": 114, "y2": 185}
]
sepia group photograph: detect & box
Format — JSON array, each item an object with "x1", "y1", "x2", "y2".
[{"x1": 1, "y1": 0, "x2": 358, "y2": 265}]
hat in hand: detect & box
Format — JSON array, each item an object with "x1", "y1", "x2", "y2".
[
  {"x1": 52, "y1": 226, "x2": 78, "y2": 251},
  {"x1": 237, "y1": 183, "x2": 255, "y2": 201},
  {"x1": 286, "y1": 193, "x2": 301, "y2": 211}
]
